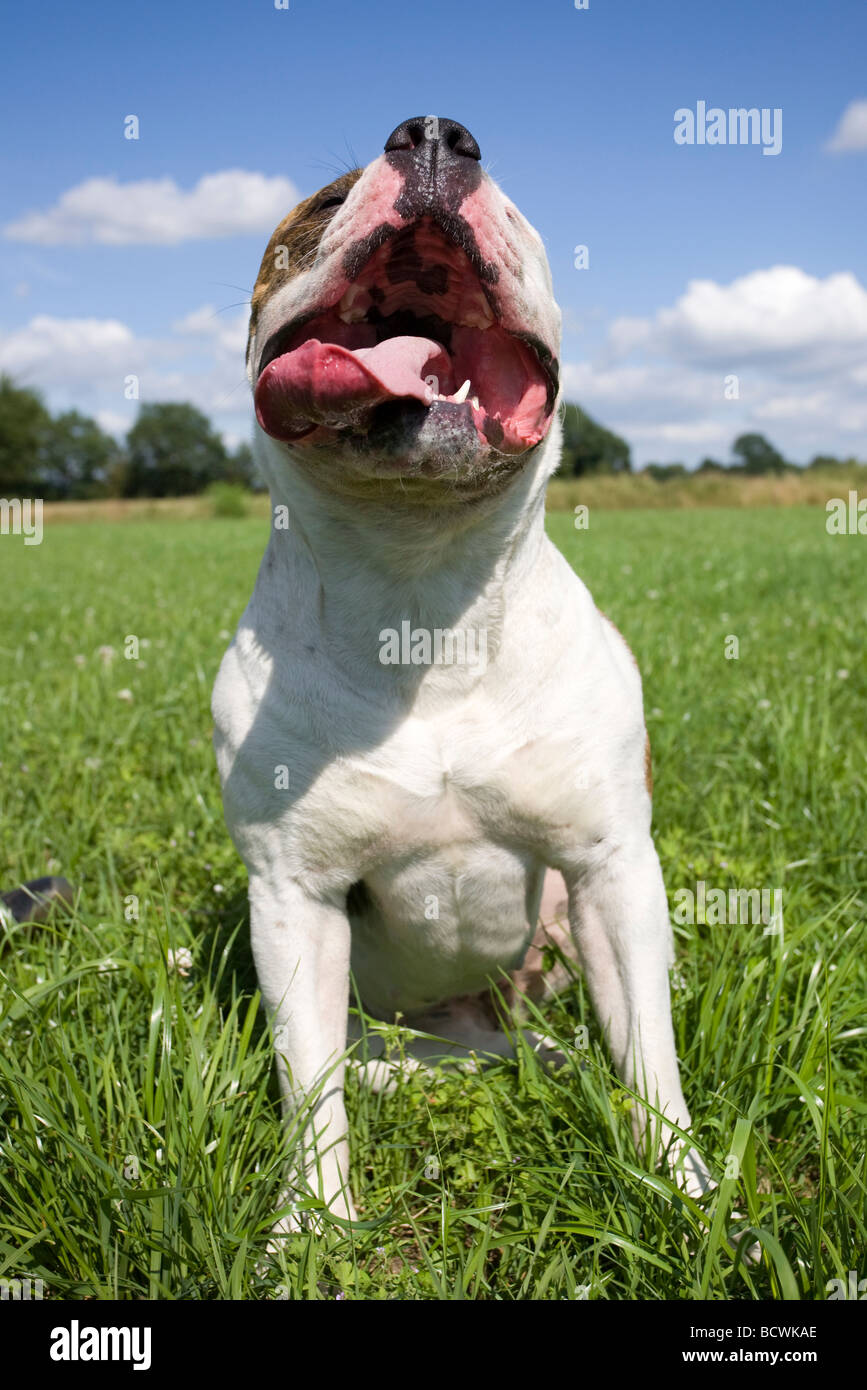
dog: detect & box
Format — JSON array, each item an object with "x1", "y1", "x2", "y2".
[{"x1": 212, "y1": 115, "x2": 713, "y2": 1229}]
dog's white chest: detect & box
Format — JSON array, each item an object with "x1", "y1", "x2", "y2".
[
  {"x1": 260, "y1": 678, "x2": 609, "y2": 1012},
  {"x1": 344, "y1": 728, "x2": 541, "y2": 1010}
]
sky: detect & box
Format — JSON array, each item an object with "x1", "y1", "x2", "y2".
[{"x1": 1, "y1": 0, "x2": 865, "y2": 468}]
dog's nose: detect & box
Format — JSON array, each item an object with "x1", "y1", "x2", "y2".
[{"x1": 384, "y1": 116, "x2": 481, "y2": 161}]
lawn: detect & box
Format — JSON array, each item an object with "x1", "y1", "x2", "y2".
[{"x1": 0, "y1": 506, "x2": 864, "y2": 1300}]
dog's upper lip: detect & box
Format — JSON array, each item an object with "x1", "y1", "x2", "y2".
[{"x1": 257, "y1": 311, "x2": 323, "y2": 382}]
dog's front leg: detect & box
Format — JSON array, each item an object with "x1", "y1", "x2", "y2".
[
  {"x1": 565, "y1": 837, "x2": 713, "y2": 1199},
  {"x1": 248, "y1": 875, "x2": 356, "y2": 1230}
]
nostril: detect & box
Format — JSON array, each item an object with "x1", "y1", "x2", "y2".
[
  {"x1": 445, "y1": 125, "x2": 481, "y2": 159},
  {"x1": 384, "y1": 119, "x2": 426, "y2": 152},
  {"x1": 384, "y1": 117, "x2": 482, "y2": 160}
]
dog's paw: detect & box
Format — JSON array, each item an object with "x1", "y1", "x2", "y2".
[
  {"x1": 670, "y1": 1142, "x2": 715, "y2": 1200},
  {"x1": 668, "y1": 1145, "x2": 761, "y2": 1265},
  {"x1": 728, "y1": 1219, "x2": 762, "y2": 1266},
  {"x1": 269, "y1": 1187, "x2": 358, "y2": 1240},
  {"x1": 258, "y1": 1191, "x2": 360, "y2": 1273},
  {"x1": 522, "y1": 1027, "x2": 569, "y2": 1067},
  {"x1": 351, "y1": 1055, "x2": 421, "y2": 1094}
]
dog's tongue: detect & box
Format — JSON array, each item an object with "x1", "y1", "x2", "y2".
[{"x1": 255, "y1": 336, "x2": 451, "y2": 442}]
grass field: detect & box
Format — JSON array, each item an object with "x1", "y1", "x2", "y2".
[{"x1": 0, "y1": 505, "x2": 864, "y2": 1300}]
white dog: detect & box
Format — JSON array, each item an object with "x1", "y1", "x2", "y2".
[{"x1": 212, "y1": 116, "x2": 712, "y2": 1228}]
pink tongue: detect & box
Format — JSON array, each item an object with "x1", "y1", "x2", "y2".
[{"x1": 255, "y1": 336, "x2": 451, "y2": 441}]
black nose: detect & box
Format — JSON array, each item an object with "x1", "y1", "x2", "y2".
[{"x1": 384, "y1": 116, "x2": 481, "y2": 161}]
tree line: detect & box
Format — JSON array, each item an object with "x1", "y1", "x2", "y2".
[
  {"x1": 0, "y1": 376, "x2": 258, "y2": 500},
  {"x1": 558, "y1": 404, "x2": 864, "y2": 478},
  {"x1": 0, "y1": 375, "x2": 861, "y2": 499}
]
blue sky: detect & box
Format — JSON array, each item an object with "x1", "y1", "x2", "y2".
[{"x1": 1, "y1": 0, "x2": 865, "y2": 466}]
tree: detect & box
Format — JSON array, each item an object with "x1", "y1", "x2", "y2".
[
  {"x1": 223, "y1": 441, "x2": 263, "y2": 490},
  {"x1": 559, "y1": 403, "x2": 631, "y2": 475},
  {"x1": 807, "y1": 453, "x2": 843, "y2": 470},
  {"x1": 124, "y1": 402, "x2": 230, "y2": 497},
  {"x1": 731, "y1": 432, "x2": 788, "y2": 475},
  {"x1": 697, "y1": 456, "x2": 725, "y2": 472},
  {"x1": 644, "y1": 462, "x2": 687, "y2": 481},
  {"x1": 0, "y1": 374, "x2": 52, "y2": 496},
  {"x1": 41, "y1": 410, "x2": 122, "y2": 500}
]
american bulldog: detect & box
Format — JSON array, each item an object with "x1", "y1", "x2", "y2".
[{"x1": 212, "y1": 116, "x2": 712, "y2": 1228}]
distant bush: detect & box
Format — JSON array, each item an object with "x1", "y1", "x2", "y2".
[
  {"x1": 206, "y1": 481, "x2": 249, "y2": 518},
  {"x1": 644, "y1": 462, "x2": 688, "y2": 481}
]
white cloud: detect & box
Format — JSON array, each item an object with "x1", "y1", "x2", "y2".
[
  {"x1": 0, "y1": 309, "x2": 253, "y2": 447},
  {"x1": 173, "y1": 303, "x2": 248, "y2": 356},
  {"x1": 563, "y1": 362, "x2": 713, "y2": 415},
  {"x1": 3, "y1": 170, "x2": 300, "y2": 246},
  {"x1": 609, "y1": 266, "x2": 867, "y2": 370},
  {"x1": 752, "y1": 390, "x2": 833, "y2": 421},
  {"x1": 629, "y1": 421, "x2": 728, "y2": 447},
  {"x1": 563, "y1": 264, "x2": 867, "y2": 464},
  {"x1": 96, "y1": 409, "x2": 134, "y2": 438},
  {"x1": 606, "y1": 316, "x2": 651, "y2": 357},
  {"x1": 825, "y1": 99, "x2": 867, "y2": 153},
  {"x1": 0, "y1": 315, "x2": 140, "y2": 383}
]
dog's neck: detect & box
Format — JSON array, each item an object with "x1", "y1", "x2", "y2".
[{"x1": 250, "y1": 421, "x2": 562, "y2": 674}]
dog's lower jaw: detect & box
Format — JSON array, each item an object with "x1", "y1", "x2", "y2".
[{"x1": 251, "y1": 396, "x2": 563, "y2": 521}]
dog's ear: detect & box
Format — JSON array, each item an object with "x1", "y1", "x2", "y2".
[{"x1": 248, "y1": 168, "x2": 363, "y2": 354}]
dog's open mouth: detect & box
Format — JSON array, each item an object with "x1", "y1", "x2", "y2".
[{"x1": 254, "y1": 220, "x2": 557, "y2": 455}]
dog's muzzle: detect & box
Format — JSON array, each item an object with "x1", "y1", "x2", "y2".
[{"x1": 254, "y1": 118, "x2": 559, "y2": 458}]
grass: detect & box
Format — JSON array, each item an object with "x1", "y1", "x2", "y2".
[{"x1": 0, "y1": 506, "x2": 864, "y2": 1300}]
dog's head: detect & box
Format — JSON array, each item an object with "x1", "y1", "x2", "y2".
[{"x1": 249, "y1": 117, "x2": 561, "y2": 502}]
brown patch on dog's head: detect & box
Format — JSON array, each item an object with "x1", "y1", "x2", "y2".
[
  {"x1": 644, "y1": 730, "x2": 653, "y2": 797},
  {"x1": 247, "y1": 168, "x2": 362, "y2": 358}
]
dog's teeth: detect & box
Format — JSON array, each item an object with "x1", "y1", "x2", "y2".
[
  {"x1": 337, "y1": 284, "x2": 371, "y2": 322},
  {"x1": 470, "y1": 395, "x2": 480, "y2": 410},
  {"x1": 452, "y1": 379, "x2": 472, "y2": 404}
]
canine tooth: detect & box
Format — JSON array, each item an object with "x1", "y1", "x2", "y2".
[
  {"x1": 452, "y1": 379, "x2": 471, "y2": 403},
  {"x1": 470, "y1": 395, "x2": 480, "y2": 410}
]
